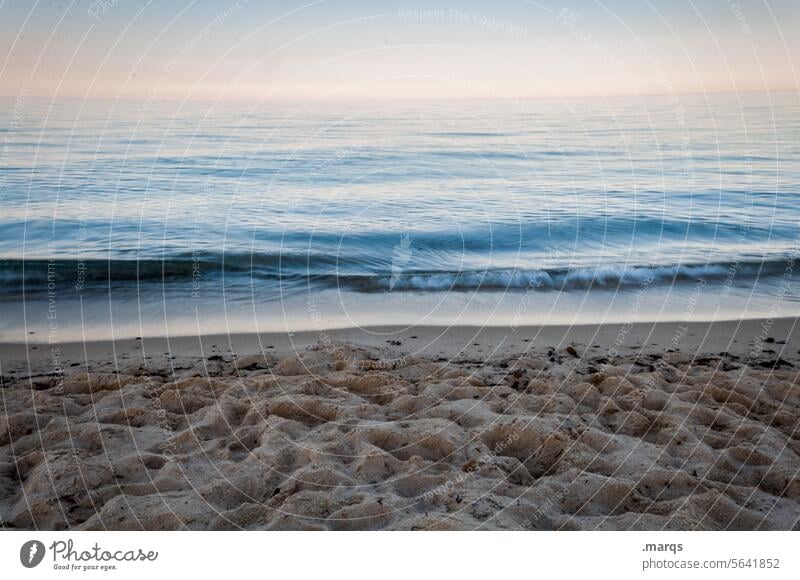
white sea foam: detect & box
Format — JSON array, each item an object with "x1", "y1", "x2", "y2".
[{"x1": 357, "y1": 263, "x2": 758, "y2": 292}]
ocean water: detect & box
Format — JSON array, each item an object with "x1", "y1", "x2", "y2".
[{"x1": 1, "y1": 92, "x2": 799, "y2": 340}]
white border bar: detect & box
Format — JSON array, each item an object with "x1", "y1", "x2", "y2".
[{"x1": 1, "y1": 531, "x2": 797, "y2": 579}]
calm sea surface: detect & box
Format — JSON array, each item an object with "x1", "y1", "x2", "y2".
[{"x1": 1, "y1": 92, "x2": 799, "y2": 339}]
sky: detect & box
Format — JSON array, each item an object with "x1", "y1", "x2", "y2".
[{"x1": 0, "y1": 0, "x2": 798, "y2": 101}]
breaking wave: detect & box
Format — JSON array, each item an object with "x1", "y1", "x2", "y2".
[{"x1": 0, "y1": 256, "x2": 790, "y2": 295}]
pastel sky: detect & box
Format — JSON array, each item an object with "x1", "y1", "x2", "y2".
[{"x1": 1, "y1": 0, "x2": 797, "y2": 100}]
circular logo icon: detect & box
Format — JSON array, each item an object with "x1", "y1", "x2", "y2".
[{"x1": 20, "y1": 540, "x2": 46, "y2": 568}]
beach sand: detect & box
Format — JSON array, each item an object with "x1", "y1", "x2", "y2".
[{"x1": 1, "y1": 317, "x2": 799, "y2": 530}]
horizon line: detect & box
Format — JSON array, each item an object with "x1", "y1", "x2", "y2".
[{"x1": 1, "y1": 87, "x2": 798, "y2": 105}]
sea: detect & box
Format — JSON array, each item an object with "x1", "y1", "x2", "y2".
[{"x1": 1, "y1": 91, "x2": 799, "y2": 341}]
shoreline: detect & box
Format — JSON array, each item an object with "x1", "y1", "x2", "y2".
[{"x1": 2, "y1": 273, "x2": 795, "y2": 346}]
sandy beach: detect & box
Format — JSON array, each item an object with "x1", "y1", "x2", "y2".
[{"x1": 1, "y1": 317, "x2": 798, "y2": 530}]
